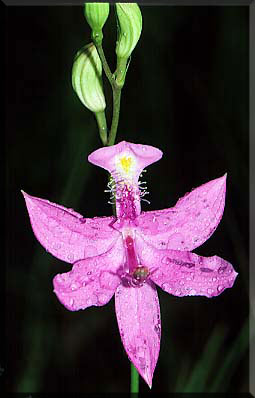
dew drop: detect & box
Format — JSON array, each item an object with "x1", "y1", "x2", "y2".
[
  {"x1": 200, "y1": 267, "x2": 213, "y2": 273},
  {"x1": 97, "y1": 294, "x2": 107, "y2": 304},
  {"x1": 70, "y1": 283, "x2": 79, "y2": 291},
  {"x1": 67, "y1": 253, "x2": 74, "y2": 261},
  {"x1": 217, "y1": 285, "x2": 224, "y2": 293},
  {"x1": 162, "y1": 256, "x2": 171, "y2": 265},
  {"x1": 53, "y1": 242, "x2": 61, "y2": 250},
  {"x1": 218, "y1": 266, "x2": 227, "y2": 274},
  {"x1": 161, "y1": 282, "x2": 171, "y2": 291},
  {"x1": 138, "y1": 356, "x2": 146, "y2": 370},
  {"x1": 207, "y1": 288, "x2": 214, "y2": 295},
  {"x1": 154, "y1": 323, "x2": 161, "y2": 337},
  {"x1": 189, "y1": 289, "x2": 197, "y2": 295}
]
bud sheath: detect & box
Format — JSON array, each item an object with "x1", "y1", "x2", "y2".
[
  {"x1": 84, "y1": 3, "x2": 110, "y2": 45},
  {"x1": 115, "y1": 3, "x2": 142, "y2": 59},
  {"x1": 72, "y1": 43, "x2": 106, "y2": 113}
]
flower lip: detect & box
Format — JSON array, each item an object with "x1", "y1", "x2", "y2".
[{"x1": 88, "y1": 141, "x2": 163, "y2": 182}]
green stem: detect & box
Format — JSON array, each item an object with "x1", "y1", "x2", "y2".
[
  {"x1": 95, "y1": 45, "x2": 127, "y2": 146},
  {"x1": 115, "y1": 57, "x2": 128, "y2": 88},
  {"x1": 94, "y1": 111, "x2": 107, "y2": 146},
  {"x1": 107, "y1": 87, "x2": 122, "y2": 146},
  {"x1": 131, "y1": 363, "x2": 139, "y2": 394},
  {"x1": 95, "y1": 44, "x2": 115, "y2": 89}
]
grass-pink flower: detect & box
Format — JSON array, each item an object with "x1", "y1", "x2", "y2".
[{"x1": 22, "y1": 141, "x2": 238, "y2": 388}]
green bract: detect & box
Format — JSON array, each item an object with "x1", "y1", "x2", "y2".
[
  {"x1": 84, "y1": 3, "x2": 110, "y2": 44},
  {"x1": 115, "y1": 3, "x2": 142, "y2": 59},
  {"x1": 72, "y1": 43, "x2": 106, "y2": 113}
]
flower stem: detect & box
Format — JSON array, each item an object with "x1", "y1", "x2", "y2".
[
  {"x1": 95, "y1": 44, "x2": 115, "y2": 89},
  {"x1": 130, "y1": 363, "x2": 139, "y2": 394},
  {"x1": 107, "y1": 87, "x2": 121, "y2": 146},
  {"x1": 94, "y1": 111, "x2": 107, "y2": 146},
  {"x1": 94, "y1": 44, "x2": 127, "y2": 146}
]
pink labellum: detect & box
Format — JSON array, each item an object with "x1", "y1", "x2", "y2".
[{"x1": 88, "y1": 140, "x2": 162, "y2": 184}]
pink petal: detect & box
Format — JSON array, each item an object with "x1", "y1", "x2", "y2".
[
  {"x1": 115, "y1": 281, "x2": 161, "y2": 388},
  {"x1": 53, "y1": 237, "x2": 125, "y2": 311},
  {"x1": 88, "y1": 141, "x2": 162, "y2": 180},
  {"x1": 22, "y1": 191, "x2": 120, "y2": 263},
  {"x1": 137, "y1": 174, "x2": 226, "y2": 251},
  {"x1": 136, "y1": 234, "x2": 238, "y2": 298}
]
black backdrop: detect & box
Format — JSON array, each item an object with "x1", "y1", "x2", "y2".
[{"x1": 5, "y1": 5, "x2": 249, "y2": 393}]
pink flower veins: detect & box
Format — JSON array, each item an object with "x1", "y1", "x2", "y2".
[{"x1": 22, "y1": 141, "x2": 238, "y2": 388}]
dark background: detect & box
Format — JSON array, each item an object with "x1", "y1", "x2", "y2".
[{"x1": 5, "y1": 4, "x2": 249, "y2": 394}]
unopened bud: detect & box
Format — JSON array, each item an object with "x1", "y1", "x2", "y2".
[
  {"x1": 115, "y1": 3, "x2": 142, "y2": 59},
  {"x1": 72, "y1": 43, "x2": 106, "y2": 113},
  {"x1": 84, "y1": 3, "x2": 110, "y2": 45}
]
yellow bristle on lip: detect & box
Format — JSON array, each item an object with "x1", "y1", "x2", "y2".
[{"x1": 120, "y1": 156, "x2": 132, "y2": 173}]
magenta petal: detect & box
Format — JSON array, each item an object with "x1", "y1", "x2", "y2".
[
  {"x1": 22, "y1": 191, "x2": 120, "y2": 263},
  {"x1": 136, "y1": 234, "x2": 238, "y2": 298},
  {"x1": 137, "y1": 174, "x2": 226, "y2": 251},
  {"x1": 115, "y1": 282, "x2": 161, "y2": 388},
  {"x1": 53, "y1": 237, "x2": 124, "y2": 311}
]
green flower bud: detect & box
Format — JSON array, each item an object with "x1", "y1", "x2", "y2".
[
  {"x1": 72, "y1": 43, "x2": 106, "y2": 113},
  {"x1": 115, "y1": 3, "x2": 142, "y2": 59},
  {"x1": 84, "y1": 3, "x2": 110, "y2": 44}
]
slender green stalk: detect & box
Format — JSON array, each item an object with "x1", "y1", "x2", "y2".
[
  {"x1": 131, "y1": 363, "x2": 139, "y2": 394},
  {"x1": 94, "y1": 43, "x2": 127, "y2": 146},
  {"x1": 95, "y1": 44, "x2": 115, "y2": 88},
  {"x1": 115, "y1": 57, "x2": 128, "y2": 88},
  {"x1": 95, "y1": 111, "x2": 107, "y2": 145},
  {"x1": 107, "y1": 88, "x2": 122, "y2": 146}
]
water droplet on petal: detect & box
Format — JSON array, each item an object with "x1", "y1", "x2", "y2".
[
  {"x1": 67, "y1": 253, "x2": 74, "y2": 261},
  {"x1": 218, "y1": 266, "x2": 227, "y2": 274},
  {"x1": 138, "y1": 356, "x2": 146, "y2": 370},
  {"x1": 217, "y1": 285, "x2": 224, "y2": 293},
  {"x1": 162, "y1": 256, "x2": 170, "y2": 265},
  {"x1": 200, "y1": 267, "x2": 213, "y2": 273},
  {"x1": 154, "y1": 323, "x2": 161, "y2": 338},
  {"x1": 207, "y1": 288, "x2": 214, "y2": 295},
  {"x1": 189, "y1": 289, "x2": 197, "y2": 295},
  {"x1": 161, "y1": 282, "x2": 171, "y2": 291},
  {"x1": 53, "y1": 242, "x2": 61, "y2": 250},
  {"x1": 97, "y1": 294, "x2": 107, "y2": 304},
  {"x1": 70, "y1": 283, "x2": 79, "y2": 291}
]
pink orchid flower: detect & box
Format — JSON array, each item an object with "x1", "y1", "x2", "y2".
[{"x1": 22, "y1": 141, "x2": 238, "y2": 388}]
